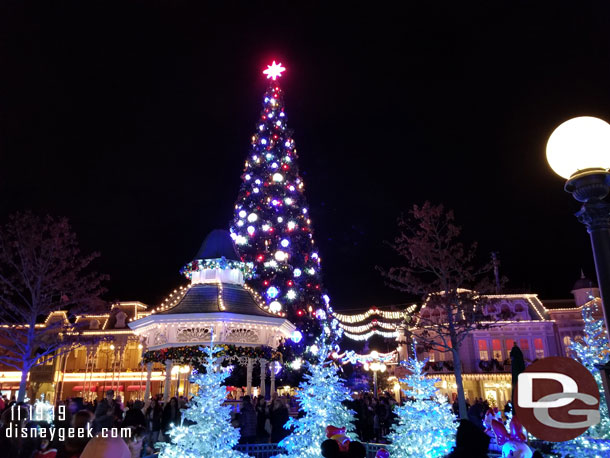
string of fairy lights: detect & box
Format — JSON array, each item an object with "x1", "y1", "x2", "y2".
[
  {"x1": 151, "y1": 266, "x2": 286, "y2": 317},
  {"x1": 330, "y1": 305, "x2": 416, "y2": 341},
  {"x1": 332, "y1": 305, "x2": 416, "y2": 323}
]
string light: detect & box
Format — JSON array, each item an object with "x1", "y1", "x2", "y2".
[
  {"x1": 342, "y1": 329, "x2": 398, "y2": 341},
  {"x1": 332, "y1": 306, "x2": 414, "y2": 324}
]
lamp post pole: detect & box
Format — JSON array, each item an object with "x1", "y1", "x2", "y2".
[
  {"x1": 565, "y1": 170, "x2": 610, "y2": 414},
  {"x1": 373, "y1": 370, "x2": 378, "y2": 399},
  {"x1": 565, "y1": 170, "x2": 610, "y2": 334}
]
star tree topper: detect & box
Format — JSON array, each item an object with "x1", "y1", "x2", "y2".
[{"x1": 263, "y1": 60, "x2": 286, "y2": 80}]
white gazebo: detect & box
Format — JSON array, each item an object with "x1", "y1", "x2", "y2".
[{"x1": 129, "y1": 229, "x2": 295, "y2": 401}]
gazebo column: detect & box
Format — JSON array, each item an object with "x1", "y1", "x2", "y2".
[
  {"x1": 246, "y1": 358, "x2": 254, "y2": 396},
  {"x1": 184, "y1": 367, "x2": 191, "y2": 398},
  {"x1": 144, "y1": 362, "x2": 153, "y2": 401},
  {"x1": 164, "y1": 360, "x2": 173, "y2": 403},
  {"x1": 259, "y1": 359, "x2": 267, "y2": 399},
  {"x1": 270, "y1": 361, "x2": 276, "y2": 396}
]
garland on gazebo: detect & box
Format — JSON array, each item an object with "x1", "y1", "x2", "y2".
[{"x1": 142, "y1": 344, "x2": 282, "y2": 366}]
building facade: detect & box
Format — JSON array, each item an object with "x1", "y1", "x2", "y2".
[
  {"x1": 0, "y1": 271, "x2": 599, "y2": 406},
  {"x1": 396, "y1": 275, "x2": 601, "y2": 406}
]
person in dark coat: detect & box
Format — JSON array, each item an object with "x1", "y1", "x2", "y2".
[
  {"x1": 56, "y1": 410, "x2": 94, "y2": 458},
  {"x1": 144, "y1": 398, "x2": 162, "y2": 453},
  {"x1": 254, "y1": 396, "x2": 268, "y2": 442},
  {"x1": 270, "y1": 398, "x2": 290, "y2": 443},
  {"x1": 238, "y1": 396, "x2": 257, "y2": 444},
  {"x1": 93, "y1": 390, "x2": 117, "y2": 432},
  {"x1": 122, "y1": 400, "x2": 146, "y2": 429},
  {"x1": 447, "y1": 419, "x2": 490, "y2": 458},
  {"x1": 510, "y1": 342, "x2": 526, "y2": 397},
  {"x1": 161, "y1": 397, "x2": 181, "y2": 440}
]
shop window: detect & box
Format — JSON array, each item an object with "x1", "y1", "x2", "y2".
[
  {"x1": 478, "y1": 340, "x2": 489, "y2": 360},
  {"x1": 505, "y1": 339, "x2": 514, "y2": 351},
  {"x1": 534, "y1": 338, "x2": 544, "y2": 359},
  {"x1": 492, "y1": 339, "x2": 502, "y2": 360},
  {"x1": 519, "y1": 339, "x2": 530, "y2": 356}
]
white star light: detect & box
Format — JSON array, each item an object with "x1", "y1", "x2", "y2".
[{"x1": 263, "y1": 61, "x2": 286, "y2": 80}]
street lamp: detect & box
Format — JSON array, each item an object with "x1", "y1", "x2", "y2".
[
  {"x1": 364, "y1": 359, "x2": 387, "y2": 399},
  {"x1": 546, "y1": 116, "x2": 610, "y2": 333},
  {"x1": 547, "y1": 116, "x2": 610, "y2": 409}
]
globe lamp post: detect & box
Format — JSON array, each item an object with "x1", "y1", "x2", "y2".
[
  {"x1": 546, "y1": 116, "x2": 610, "y2": 334},
  {"x1": 363, "y1": 356, "x2": 387, "y2": 399},
  {"x1": 547, "y1": 116, "x2": 610, "y2": 411}
]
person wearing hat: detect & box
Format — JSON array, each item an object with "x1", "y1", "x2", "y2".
[{"x1": 94, "y1": 390, "x2": 117, "y2": 432}]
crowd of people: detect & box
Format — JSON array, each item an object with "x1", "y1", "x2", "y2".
[
  {"x1": 0, "y1": 389, "x2": 303, "y2": 458},
  {"x1": 346, "y1": 394, "x2": 397, "y2": 443},
  {"x1": 0, "y1": 387, "x2": 547, "y2": 458},
  {"x1": 0, "y1": 389, "x2": 190, "y2": 458},
  {"x1": 232, "y1": 394, "x2": 294, "y2": 444}
]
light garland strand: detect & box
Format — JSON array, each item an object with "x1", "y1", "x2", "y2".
[
  {"x1": 342, "y1": 329, "x2": 398, "y2": 341},
  {"x1": 338, "y1": 320, "x2": 398, "y2": 333},
  {"x1": 332, "y1": 305, "x2": 415, "y2": 324}
]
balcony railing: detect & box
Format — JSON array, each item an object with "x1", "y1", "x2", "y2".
[{"x1": 478, "y1": 358, "x2": 511, "y2": 373}]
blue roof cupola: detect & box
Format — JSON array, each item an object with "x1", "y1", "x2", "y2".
[
  {"x1": 180, "y1": 230, "x2": 253, "y2": 287},
  {"x1": 194, "y1": 229, "x2": 241, "y2": 261}
]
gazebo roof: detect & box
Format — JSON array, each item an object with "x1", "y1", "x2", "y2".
[{"x1": 156, "y1": 283, "x2": 272, "y2": 317}]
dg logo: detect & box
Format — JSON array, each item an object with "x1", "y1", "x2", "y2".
[{"x1": 514, "y1": 356, "x2": 600, "y2": 442}]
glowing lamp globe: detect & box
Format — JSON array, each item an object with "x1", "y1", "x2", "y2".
[{"x1": 546, "y1": 116, "x2": 610, "y2": 179}]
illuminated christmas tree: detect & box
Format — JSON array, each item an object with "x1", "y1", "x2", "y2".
[
  {"x1": 158, "y1": 344, "x2": 248, "y2": 458},
  {"x1": 388, "y1": 356, "x2": 456, "y2": 458},
  {"x1": 276, "y1": 328, "x2": 356, "y2": 458},
  {"x1": 231, "y1": 61, "x2": 331, "y2": 348},
  {"x1": 553, "y1": 303, "x2": 610, "y2": 458}
]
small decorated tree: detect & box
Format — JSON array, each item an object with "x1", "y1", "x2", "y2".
[
  {"x1": 276, "y1": 329, "x2": 355, "y2": 458},
  {"x1": 553, "y1": 303, "x2": 610, "y2": 458},
  {"x1": 158, "y1": 344, "x2": 248, "y2": 458},
  {"x1": 388, "y1": 356, "x2": 456, "y2": 458}
]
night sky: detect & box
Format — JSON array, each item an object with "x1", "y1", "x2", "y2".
[{"x1": 1, "y1": 1, "x2": 609, "y2": 311}]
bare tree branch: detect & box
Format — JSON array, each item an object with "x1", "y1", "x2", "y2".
[
  {"x1": 377, "y1": 202, "x2": 505, "y2": 419},
  {"x1": 0, "y1": 212, "x2": 108, "y2": 401}
]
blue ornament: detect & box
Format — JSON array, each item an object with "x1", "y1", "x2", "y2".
[
  {"x1": 291, "y1": 330, "x2": 303, "y2": 343},
  {"x1": 267, "y1": 286, "x2": 280, "y2": 298}
]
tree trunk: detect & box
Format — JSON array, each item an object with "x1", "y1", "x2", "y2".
[
  {"x1": 452, "y1": 348, "x2": 468, "y2": 419},
  {"x1": 17, "y1": 366, "x2": 29, "y2": 402}
]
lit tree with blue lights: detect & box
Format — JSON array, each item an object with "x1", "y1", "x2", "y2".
[
  {"x1": 231, "y1": 61, "x2": 330, "y2": 347},
  {"x1": 388, "y1": 356, "x2": 456, "y2": 458},
  {"x1": 158, "y1": 345, "x2": 248, "y2": 458},
  {"x1": 553, "y1": 303, "x2": 610, "y2": 458},
  {"x1": 275, "y1": 328, "x2": 355, "y2": 458}
]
